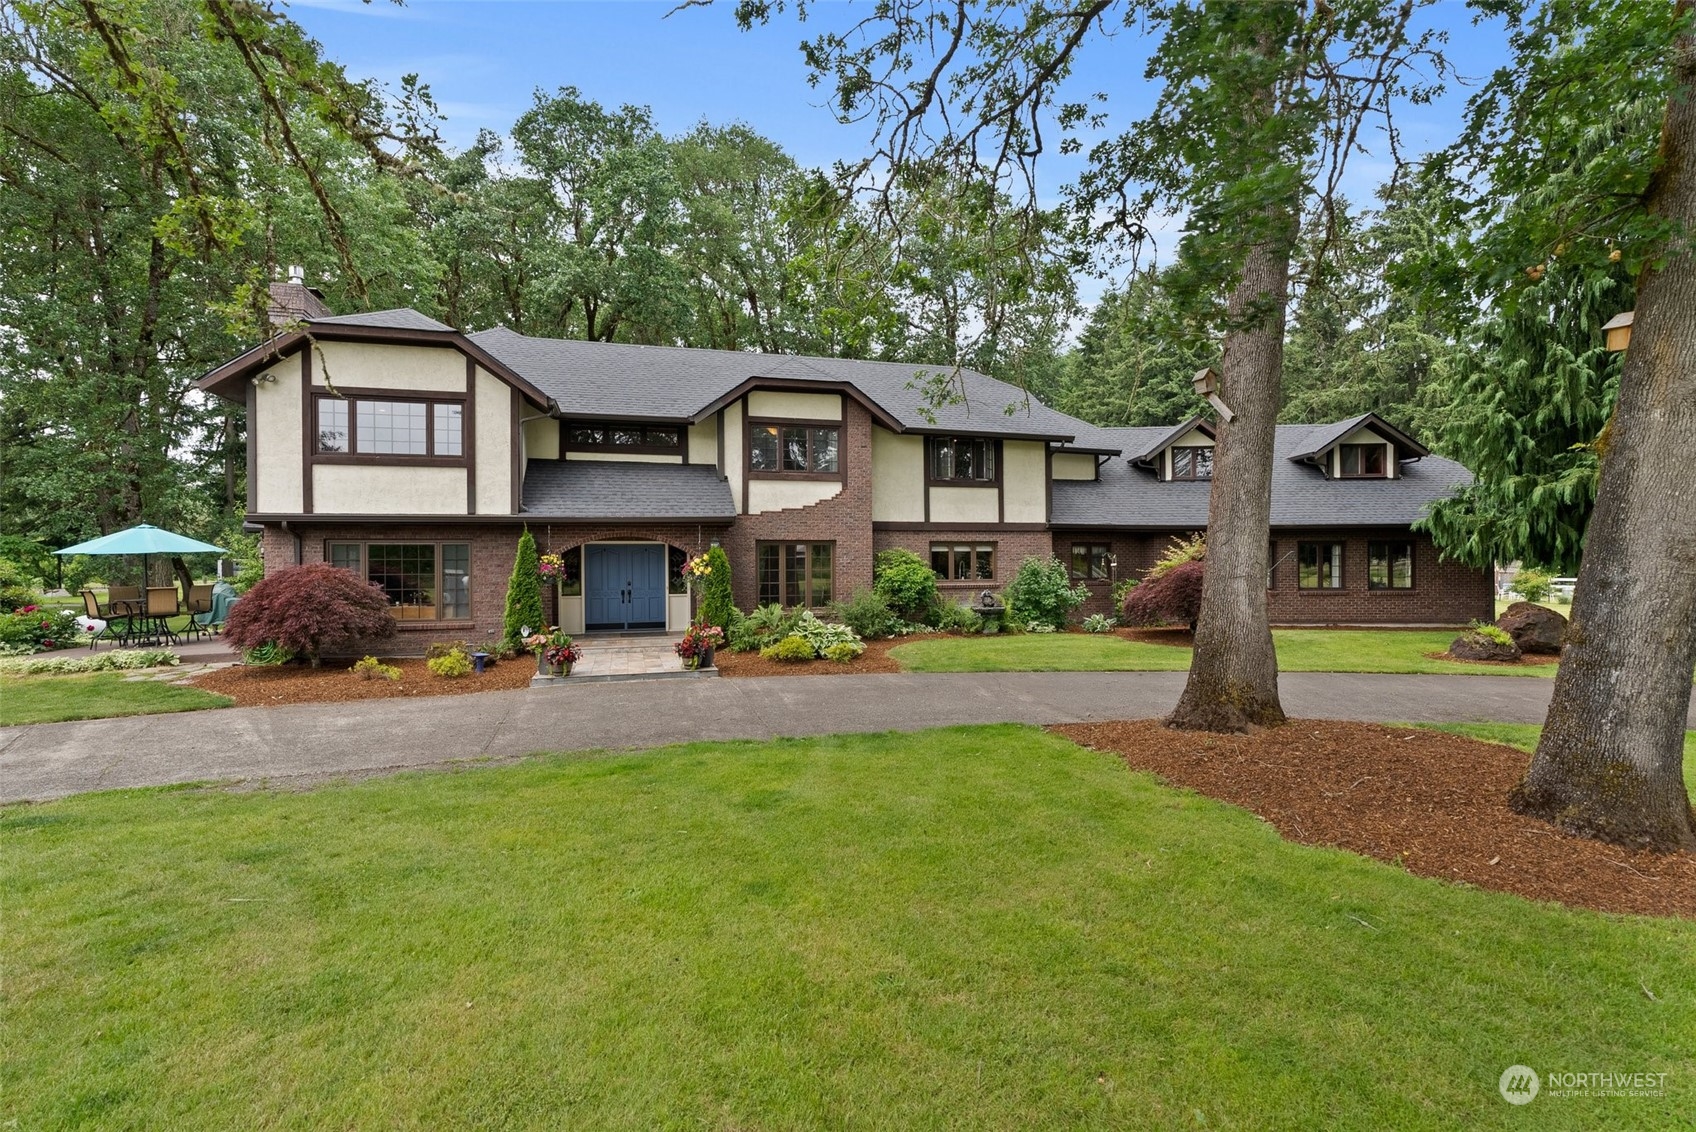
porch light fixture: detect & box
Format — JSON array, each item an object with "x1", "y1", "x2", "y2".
[{"x1": 1192, "y1": 367, "x2": 1235, "y2": 423}]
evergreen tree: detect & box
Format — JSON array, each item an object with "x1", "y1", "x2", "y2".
[
  {"x1": 699, "y1": 546, "x2": 734, "y2": 632},
  {"x1": 502, "y1": 529, "x2": 545, "y2": 649}
]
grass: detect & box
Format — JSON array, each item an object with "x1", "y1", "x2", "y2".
[
  {"x1": 1415, "y1": 721, "x2": 1696, "y2": 799},
  {"x1": 0, "y1": 672, "x2": 231, "y2": 725},
  {"x1": 7, "y1": 725, "x2": 1691, "y2": 1130},
  {"x1": 892, "y1": 628, "x2": 1559, "y2": 676},
  {"x1": 1495, "y1": 597, "x2": 1571, "y2": 619}
]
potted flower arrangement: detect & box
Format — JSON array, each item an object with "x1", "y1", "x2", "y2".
[
  {"x1": 538, "y1": 552, "x2": 565, "y2": 580},
  {"x1": 679, "y1": 552, "x2": 712, "y2": 590},
  {"x1": 675, "y1": 622, "x2": 724, "y2": 670},
  {"x1": 545, "y1": 629, "x2": 582, "y2": 676},
  {"x1": 522, "y1": 625, "x2": 551, "y2": 676}
]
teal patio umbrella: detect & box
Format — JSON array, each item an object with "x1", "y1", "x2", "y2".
[{"x1": 55, "y1": 524, "x2": 227, "y2": 589}]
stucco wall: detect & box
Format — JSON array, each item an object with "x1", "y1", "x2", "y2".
[
  {"x1": 929, "y1": 485, "x2": 999, "y2": 524},
  {"x1": 1001, "y1": 440, "x2": 1047, "y2": 523},
  {"x1": 253, "y1": 357, "x2": 303, "y2": 513},
  {"x1": 723, "y1": 400, "x2": 745, "y2": 512},
  {"x1": 746, "y1": 391, "x2": 842, "y2": 421},
  {"x1": 1051, "y1": 452, "x2": 1097, "y2": 481},
  {"x1": 1330, "y1": 424, "x2": 1399, "y2": 479},
  {"x1": 870, "y1": 428, "x2": 925, "y2": 522},
  {"x1": 475, "y1": 368, "x2": 513, "y2": 514},
  {"x1": 748, "y1": 478, "x2": 843, "y2": 513},
  {"x1": 524, "y1": 416, "x2": 559, "y2": 461},
  {"x1": 688, "y1": 419, "x2": 718, "y2": 466},
  {"x1": 313, "y1": 465, "x2": 466, "y2": 514},
  {"x1": 311, "y1": 340, "x2": 465, "y2": 392}
]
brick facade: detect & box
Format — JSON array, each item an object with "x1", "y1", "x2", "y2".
[
  {"x1": 1053, "y1": 527, "x2": 1493, "y2": 626},
  {"x1": 875, "y1": 526, "x2": 1055, "y2": 608}
]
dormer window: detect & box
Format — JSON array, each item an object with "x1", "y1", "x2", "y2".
[
  {"x1": 928, "y1": 437, "x2": 998, "y2": 483},
  {"x1": 1171, "y1": 446, "x2": 1213, "y2": 481},
  {"x1": 1339, "y1": 444, "x2": 1387, "y2": 478}
]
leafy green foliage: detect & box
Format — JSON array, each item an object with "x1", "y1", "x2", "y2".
[
  {"x1": 0, "y1": 608, "x2": 80, "y2": 653},
  {"x1": 758, "y1": 634, "x2": 816, "y2": 663},
  {"x1": 822, "y1": 641, "x2": 865, "y2": 663},
  {"x1": 502, "y1": 530, "x2": 545, "y2": 652},
  {"x1": 1082, "y1": 614, "x2": 1116, "y2": 634},
  {"x1": 242, "y1": 642, "x2": 297, "y2": 667},
  {"x1": 699, "y1": 546, "x2": 735, "y2": 634},
  {"x1": 1147, "y1": 534, "x2": 1207, "y2": 582},
  {"x1": 1469, "y1": 621, "x2": 1516, "y2": 648},
  {"x1": 791, "y1": 611, "x2": 862, "y2": 657},
  {"x1": 931, "y1": 603, "x2": 983, "y2": 635},
  {"x1": 726, "y1": 603, "x2": 795, "y2": 652},
  {"x1": 354, "y1": 656, "x2": 403, "y2": 682},
  {"x1": 873, "y1": 549, "x2": 939, "y2": 623},
  {"x1": 426, "y1": 650, "x2": 472, "y2": 678},
  {"x1": 1002, "y1": 557, "x2": 1088, "y2": 632},
  {"x1": 1514, "y1": 570, "x2": 1553, "y2": 604},
  {"x1": 831, "y1": 589, "x2": 901, "y2": 641},
  {"x1": 0, "y1": 648, "x2": 178, "y2": 676}
]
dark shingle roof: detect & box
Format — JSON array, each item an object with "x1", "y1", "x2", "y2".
[
  {"x1": 520, "y1": 459, "x2": 736, "y2": 520},
  {"x1": 1285, "y1": 412, "x2": 1429, "y2": 462},
  {"x1": 310, "y1": 309, "x2": 455, "y2": 333},
  {"x1": 468, "y1": 326, "x2": 1093, "y2": 441},
  {"x1": 1051, "y1": 425, "x2": 1472, "y2": 529},
  {"x1": 1124, "y1": 416, "x2": 1214, "y2": 465}
]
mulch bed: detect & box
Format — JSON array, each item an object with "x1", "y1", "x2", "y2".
[
  {"x1": 1115, "y1": 627, "x2": 1193, "y2": 647},
  {"x1": 1052, "y1": 719, "x2": 1695, "y2": 918},
  {"x1": 712, "y1": 636, "x2": 941, "y2": 678},
  {"x1": 188, "y1": 657, "x2": 535, "y2": 707},
  {"x1": 1429, "y1": 650, "x2": 1560, "y2": 667}
]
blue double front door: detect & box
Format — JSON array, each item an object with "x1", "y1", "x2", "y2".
[{"x1": 584, "y1": 543, "x2": 667, "y2": 631}]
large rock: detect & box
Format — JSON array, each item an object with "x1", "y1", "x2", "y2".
[
  {"x1": 1449, "y1": 630, "x2": 1523, "y2": 663},
  {"x1": 1496, "y1": 601, "x2": 1567, "y2": 655}
]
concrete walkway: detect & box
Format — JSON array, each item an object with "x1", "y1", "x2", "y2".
[{"x1": 8, "y1": 671, "x2": 1692, "y2": 803}]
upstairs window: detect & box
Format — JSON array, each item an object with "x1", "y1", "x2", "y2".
[
  {"x1": 749, "y1": 424, "x2": 839, "y2": 474},
  {"x1": 928, "y1": 437, "x2": 997, "y2": 483},
  {"x1": 315, "y1": 397, "x2": 463, "y2": 459},
  {"x1": 566, "y1": 422, "x2": 682, "y2": 454},
  {"x1": 1171, "y1": 446, "x2": 1213, "y2": 481},
  {"x1": 1339, "y1": 443, "x2": 1388, "y2": 478}
]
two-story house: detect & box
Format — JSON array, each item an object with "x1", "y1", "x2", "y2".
[{"x1": 197, "y1": 299, "x2": 1492, "y2": 650}]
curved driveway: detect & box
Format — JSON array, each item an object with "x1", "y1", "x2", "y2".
[{"x1": 4, "y1": 671, "x2": 1693, "y2": 802}]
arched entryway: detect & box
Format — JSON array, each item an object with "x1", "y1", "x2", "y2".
[{"x1": 547, "y1": 539, "x2": 695, "y2": 635}]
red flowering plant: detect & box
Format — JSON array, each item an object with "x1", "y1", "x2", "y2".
[
  {"x1": 544, "y1": 631, "x2": 582, "y2": 668},
  {"x1": 674, "y1": 622, "x2": 725, "y2": 666},
  {"x1": 0, "y1": 607, "x2": 80, "y2": 653}
]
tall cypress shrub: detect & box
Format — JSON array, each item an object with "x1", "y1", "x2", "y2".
[
  {"x1": 699, "y1": 545, "x2": 733, "y2": 632},
  {"x1": 502, "y1": 528, "x2": 544, "y2": 648}
]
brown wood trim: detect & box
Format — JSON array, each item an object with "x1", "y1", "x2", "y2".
[
  {"x1": 307, "y1": 392, "x2": 471, "y2": 467},
  {"x1": 746, "y1": 470, "x2": 842, "y2": 483},
  {"x1": 1044, "y1": 449, "x2": 1054, "y2": 523},
  {"x1": 923, "y1": 437, "x2": 1003, "y2": 488},
  {"x1": 872, "y1": 521, "x2": 1050, "y2": 532},
  {"x1": 753, "y1": 539, "x2": 838, "y2": 608},
  {"x1": 562, "y1": 420, "x2": 686, "y2": 457},
  {"x1": 716, "y1": 407, "x2": 726, "y2": 479},
  {"x1": 998, "y1": 475, "x2": 1005, "y2": 523},
  {"x1": 247, "y1": 513, "x2": 733, "y2": 525},
  {"x1": 694, "y1": 376, "x2": 901, "y2": 433},
  {"x1": 245, "y1": 381, "x2": 258, "y2": 512},
  {"x1": 300, "y1": 350, "x2": 313, "y2": 514},
  {"x1": 465, "y1": 358, "x2": 477, "y2": 514},
  {"x1": 510, "y1": 392, "x2": 521, "y2": 515},
  {"x1": 313, "y1": 385, "x2": 469, "y2": 403},
  {"x1": 312, "y1": 454, "x2": 470, "y2": 468}
]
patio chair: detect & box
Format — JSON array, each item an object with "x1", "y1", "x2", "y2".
[
  {"x1": 144, "y1": 586, "x2": 182, "y2": 647},
  {"x1": 103, "y1": 585, "x2": 145, "y2": 645},
  {"x1": 181, "y1": 583, "x2": 214, "y2": 641},
  {"x1": 79, "y1": 589, "x2": 112, "y2": 649}
]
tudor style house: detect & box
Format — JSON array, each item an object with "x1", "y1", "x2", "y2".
[{"x1": 198, "y1": 296, "x2": 1492, "y2": 650}]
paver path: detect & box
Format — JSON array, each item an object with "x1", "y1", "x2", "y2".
[{"x1": 4, "y1": 671, "x2": 1693, "y2": 802}]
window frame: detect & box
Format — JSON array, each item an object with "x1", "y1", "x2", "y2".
[
  {"x1": 746, "y1": 418, "x2": 844, "y2": 481},
  {"x1": 1068, "y1": 542, "x2": 1112, "y2": 582},
  {"x1": 1338, "y1": 443, "x2": 1389, "y2": 479},
  {"x1": 312, "y1": 392, "x2": 469, "y2": 466},
  {"x1": 562, "y1": 420, "x2": 685, "y2": 456},
  {"x1": 926, "y1": 436, "x2": 1002, "y2": 486},
  {"x1": 1297, "y1": 541, "x2": 1346, "y2": 591},
  {"x1": 1367, "y1": 540, "x2": 1416, "y2": 591},
  {"x1": 931, "y1": 543, "x2": 997, "y2": 582},
  {"x1": 325, "y1": 539, "x2": 473, "y2": 622},
  {"x1": 755, "y1": 541, "x2": 835, "y2": 608},
  {"x1": 1169, "y1": 446, "x2": 1214, "y2": 481}
]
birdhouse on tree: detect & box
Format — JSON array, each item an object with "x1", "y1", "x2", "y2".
[
  {"x1": 1602, "y1": 310, "x2": 1633, "y2": 353},
  {"x1": 1191, "y1": 367, "x2": 1235, "y2": 423}
]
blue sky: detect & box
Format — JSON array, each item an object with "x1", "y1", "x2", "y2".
[{"x1": 289, "y1": 0, "x2": 1510, "y2": 198}]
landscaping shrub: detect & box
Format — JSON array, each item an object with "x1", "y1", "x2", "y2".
[
  {"x1": 424, "y1": 639, "x2": 478, "y2": 661},
  {"x1": 1470, "y1": 621, "x2": 1515, "y2": 647},
  {"x1": 823, "y1": 640, "x2": 865, "y2": 663},
  {"x1": 759, "y1": 634, "x2": 816, "y2": 662},
  {"x1": 1002, "y1": 556, "x2": 1088, "y2": 631},
  {"x1": 0, "y1": 648, "x2": 178, "y2": 676},
  {"x1": 1514, "y1": 568, "x2": 1552, "y2": 603},
  {"x1": 1082, "y1": 613, "x2": 1116, "y2": 633},
  {"x1": 873, "y1": 549, "x2": 940, "y2": 623},
  {"x1": 699, "y1": 545, "x2": 734, "y2": 633},
  {"x1": 0, "y1": 607, "x2": 80, "y2": 653},
  {"x1": 242, "y1": 642, "x2": 297, "y2": 666},
  {"x1": 932, "y1": 602, "x2": 983, "y2": 634},
  {"x1": 1147, "y1": 533, "x2": 1206, "y2": 581},
  {"x1": 223, "y1": 563, "x2": 395, "y2": 666},
  {"x1": 832, "y1": 588, "x2": 901, "y2": 640},
  {"x1": 1121, "y1": 560, "x2": 1204, "y2": 629},
  {"x1": 427, "y1": 649, "x2": 473, "y2": 678},
  {"x1": 501, "y1": 528, "x2": 545, "y2": 651},
  {"x1": 0, "y1": 561, "x2": 39, "y2": 612},
  {"x1": 792, "y1": 611, "x2": 861, "y2": 656},
  {"x1": 728, "y1": 603, "x2": 796, "y2": 652},
  {"x1": 353, "y1": 655, "x2": 402, "y2": 681},
  {"x1": 1111, "y1": 577, "x2": 1139, "y2": 610}
]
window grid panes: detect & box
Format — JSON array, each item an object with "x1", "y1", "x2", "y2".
[
  {"x1": 433, "y1": 403, "x2": 463, "y2": 457},
  {"x1": 441, "y1": 543, "x2": 471, "y2": 618},
  {"x1": 929, "y1": 438, "x2": 996, "y2": 482},
  {"x1": 357, "y1": 400, "x2": 428, "y2": 455},
  {"x1": 566, "y1": 423, "x2": 682, "y2": 451},
  {"x1": 758, "y1": 542, "x2": 833, "y2": 606},
  {"x1": 1172, "y1": 447, "x2": 1213, "y2": 480},
  {"x1": 318, "y1": 399, "x2": 349, "y2": 453},
  {"x1": 1367, "y1": 541, "x2": 1414, "y2": 590},
  {"x1": 1070, "y1": 543, "x2": 1111, "y2": 581},
  {"x1": 931, "y1": 544, "x2": 995, "y2": 581},
  {"x1": 317, "y1": 397, "x2": 463, "y2": 458},
  {"x1": 757, "y1": 544, "x2": 781, "y2": 606},
  {"x1": 327, "y1": 542, "x2": 470, "y2": 620},
  {"x1": 1298, "y1": 542, "x2": 1345, "y2": 590},
  {"x1": 755, "y1": 424, "x2": 840, "y2": 474}
]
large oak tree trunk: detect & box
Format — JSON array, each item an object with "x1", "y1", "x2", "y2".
[
  {"x1": 1511, "y1": 22, "x2": 1696, "y2": 852},
  {"x1": 1166, "y1": 225, "x2": 1291, "y2": 733}
]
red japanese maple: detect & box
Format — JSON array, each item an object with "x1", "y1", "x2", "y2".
[{"x1": 223, "y1": 564, "x2": 396, "y2": 665}]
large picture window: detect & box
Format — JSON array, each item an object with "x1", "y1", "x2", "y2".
[
  {"x1": 756, "y1": 542, "x2": 834, "y2": 607},
  {"x1": 932, "y1": 543, "x2": 995, "y2": 581},
  {"x1": 928, "y1": 437, "x2": 997, "y2": 483},
  {"x1": 1069, "y1": 543, "x2": 1112, "y2": 582},
  {"x1": 1298, "y1": 542, "x2": 1345, "y2": 590},
  {"x1": 1339, "y1": 444, "x2": 1388, "y2": 478},
  {"x1": 327, "y1": 541, "x2": 471, "y2": 620},
  {"x1": 1171, "y1": 446, "x2": 1213, "y2": 480},
  {"x1": 749, "y1": 424, "x2": 839, "y2": 475},
  {"x1": 315, "y1": 396, "x2": 464, "y2": 459},
  {"x1": 566, "y1": 422, "x2": 682, "y2": 454},
  {"x1": 1368, "y1": 541, "x2": 1415, "y2": 590}
]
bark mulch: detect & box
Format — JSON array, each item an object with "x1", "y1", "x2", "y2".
[
  {"x1": 1430, "y1": 650, "x2": 1560, "y2": 668},
  {"x1": 1052, "y1": 719, "x2": 1695, "y2": 919},
  {"x1": 712, "y1": 635, "x2": 937, "y2": 678},
  {"x1": 188, "y1": 656, "x2": 535, "y2": 707}
]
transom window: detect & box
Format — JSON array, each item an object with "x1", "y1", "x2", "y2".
[
  {"x1": 315, "y1": 397, "x2": 463, "y2": 458},
  {"x1": 1171, "y1": 446, "x2": 1213, "y2": 480},
  {"x1": 566, "y1": 422, "x2": 682, "y2": 453},
  {"x1": 1368, "y1": 541, "x2": 1415, "y2": 590},
  {"x1": 749, "y1": 424, "x2": 839, "y2": 474},
  {"x1": 932, "y1": 543, "x2": 995, "y2": 581},
  {"x1": 756, "y1": 542, "x2": 834, "y2": 607},
  {"x1": 1069, "y1": 543, "x2": 1112, "y2": 581},
  {"x1": 327, "y1": 541, "x2": 471, "y2": 620},
  {"x1": 928, "y1": 437, "x2": 997, "y2": 483},
  {"x1": 1298, "y1": 542, "x2": 1345, "y2": 590},
  {"x1": 1339, "y1": 444, "x2": 1388, "y2": 478}
]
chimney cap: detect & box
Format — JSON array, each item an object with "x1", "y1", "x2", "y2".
[{"x1": 287, "y1": 264, "x2": 305, "y2": 286}]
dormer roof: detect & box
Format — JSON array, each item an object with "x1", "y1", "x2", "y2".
[
  {"x1": 1284, "y1": 412, "x2": 1428, "y2": 466},
  {"x1": 1125, "y1": 415, "x2": 1216, "y2": 468}
]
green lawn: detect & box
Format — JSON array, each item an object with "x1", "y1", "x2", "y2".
[
  {"x1": 7, "y1": 726, "x2": 1690, "y2": 1129},
  {"x1": 892, "y1": 629, "x2": 1559, "y2": 676},
  {"x1": 0, "y1": 672, "x2": 231, "y2": 725},
  {"x1": 1416, "y1": 721, "x2": 1696, "y2": 799}
]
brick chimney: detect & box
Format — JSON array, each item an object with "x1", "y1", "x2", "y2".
[{"x1": 267, "y1": 265, "x2": 331, "y2": 330}]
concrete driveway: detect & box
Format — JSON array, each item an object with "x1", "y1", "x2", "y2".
[{"x1": 4, "y1": 671, "x2": 1692, "y2": 802}]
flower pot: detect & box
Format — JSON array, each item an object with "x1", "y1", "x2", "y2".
[
  {"x1": 701, "y1": 645, "x2": 715, "y2": 669},
  {"x1": 535, "y1": 651, "x2": 548, "y2": 676},
  {"x1": 551, "y1": 662, "x2": 566, "y2": 676},
  {"x1": 684, "y1": 655, "x2": 700, "y2": 671}
]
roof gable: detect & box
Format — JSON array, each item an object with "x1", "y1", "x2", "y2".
[
  {"x1": 1285, "y1": 412, "x2": 1429, "y2": 464},
  {"x1": 1125, "y1": 416, "x2": 1216, "y2": 466}
]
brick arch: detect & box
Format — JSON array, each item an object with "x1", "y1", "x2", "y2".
[{"x1": 531, "y1": 522, "x2": 730, "y2": 626}]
